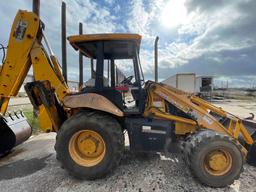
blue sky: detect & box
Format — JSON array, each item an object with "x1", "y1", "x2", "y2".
[{"x1": 0, "y1": 0, "x2": 256, "y2": 88}]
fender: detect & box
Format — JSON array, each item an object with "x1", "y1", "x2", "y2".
[{"x1": 63, "y1": 93, "x2": 124, "y2": 117}]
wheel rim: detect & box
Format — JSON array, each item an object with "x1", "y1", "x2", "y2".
[
  {"x1": 68, "y1": 130, "x2": 106, "y2": 167},
  {"x1": 204, "y1": 149, "x2": 232, "y2": 176}
]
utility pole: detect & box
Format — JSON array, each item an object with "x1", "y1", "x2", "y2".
[
  {"x1": 32, "y1": 0, "x2": 40, "y2": 16},
  {"x1": 61, "y1": 1, "x2": 67, "y2": 82}
]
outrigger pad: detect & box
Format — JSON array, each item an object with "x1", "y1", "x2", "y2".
[{"x1": 247, "y1": 143, "x2": 256, "y2": 166}]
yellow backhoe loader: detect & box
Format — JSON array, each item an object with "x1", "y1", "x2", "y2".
[{"x1": 0, "y1": 10, "x2": 256, "y2": 188}]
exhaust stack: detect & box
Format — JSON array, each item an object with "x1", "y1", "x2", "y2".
[
  {"x1": 154, "y1": 36, "x2": 159, "y2": 83},
  {"x1": 79, "y1": 22, "x2": 83, "y2": 90}
]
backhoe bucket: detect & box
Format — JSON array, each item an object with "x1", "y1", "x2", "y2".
[{"x1": 0, "y1": 112, "x2": 32, "y2": 156}]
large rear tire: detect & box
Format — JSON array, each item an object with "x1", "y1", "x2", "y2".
[
  {"x1": 55, "y1": 111, "x2": 124, "y2": 179},
  {"x1": 183, "y1": 130, "x2": 244, "y2": 188}
]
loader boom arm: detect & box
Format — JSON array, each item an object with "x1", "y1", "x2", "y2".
[{"x1": 144, "y1": 81, "x2": 255, "y2": 147}]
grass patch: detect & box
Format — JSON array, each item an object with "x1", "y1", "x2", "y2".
[{"x1": 23, "y1": 111, "x2": 41, "y2": 135}]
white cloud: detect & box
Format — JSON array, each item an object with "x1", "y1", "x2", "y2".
[
  {"x1": 104, "y1": 0, "x2": 114, "y2": 5},
  {"x1": 126, "y1": 0, "x2": 150, "y2": 36},
  {"x1": 214, "y1": 75, "x2": 256, "y2": 88},
  {"x1": 114, "y1": 4, "x2": 121, "y2": 13},
  {"x1": 156, "y1": 0, "x2": 256, "y2": 80},
  {"x1": 1, "y1": 0, "x2": 255, "y2": 87},
  {"x1": 0, "y1": 0, "x2": 118, "y2": 81}
]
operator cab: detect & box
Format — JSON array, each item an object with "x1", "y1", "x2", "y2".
[{"x1": 68, "y1": 33, "x2": 145, "y2": 114}]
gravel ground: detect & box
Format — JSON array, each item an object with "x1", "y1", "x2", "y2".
[
  {"x1": 213, "y1": 99, "x2": 256, "y2": 118},
  {"x1": 0, "y1": 99, "x2": 256, "y2": 192},
  {"x1": 0, "y1": 133, "x2": 256, "y2": 192}
]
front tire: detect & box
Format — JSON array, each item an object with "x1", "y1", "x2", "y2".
[
  {"x1": 55, "y1": 111, "x2": 124, "y2": 179},
  {"x1": 184, "y1": 130, "x2": 244, "y2": 187}
]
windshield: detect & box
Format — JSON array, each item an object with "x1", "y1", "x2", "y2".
[{"x1": 114, "y1": 59, "x2": 136, "y2": 86}]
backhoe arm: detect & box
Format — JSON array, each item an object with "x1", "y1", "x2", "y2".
[
  {"x1": 0, "y1": 10, "x2": 69, "y2": 132},
  {"x1": 28, "y1": 40, "x2": 69, "y2": 131},
  {"x1": 0, "y1": 10, "x2": 40, "y2": 114}
]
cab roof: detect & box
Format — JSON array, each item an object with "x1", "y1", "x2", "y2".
[{"x1": 67, "y1": 33, "x2": 142, "y2": 59}]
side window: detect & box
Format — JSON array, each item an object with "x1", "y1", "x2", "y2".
[
  {"x1": 85, "y1": 59, "x2": 96, "y2": 87},
  {"x1": 85, "y1": 59, "x2": 111, "y2": 88},
  {"x1": 103, "y1": 60, "x2": 110, "y2": 87}
]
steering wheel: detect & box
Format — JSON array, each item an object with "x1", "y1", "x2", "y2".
[{"x1": 120, "y1": 75, "x2": 134, "y2": 85}]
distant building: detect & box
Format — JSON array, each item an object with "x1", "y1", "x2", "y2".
[
  {"x1": 85, "y1": 66, "x2": 126, "y2": 87},
  {"x1": 162, "y1": 73, "x2": 196, "y2": 93},
  {"x1": 162, "y1": 73, "x2": 214, "y2": 98},
  {"x1": 19, "y1": 65, "x2": 127, "y2": 96},
  {"x1": 67, "y1": 80, "x2": 79, "y2": 91},
  {"x1": 19, "y1": 75, "x2": 80, "y2": 95},
  {"x1": 18, "y1": 74, "x2": 34, "y2": 95}
]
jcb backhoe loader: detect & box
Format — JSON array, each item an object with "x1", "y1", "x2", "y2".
[{"x1": 1, "y1": 10, "x2": 256, "y2": 188}]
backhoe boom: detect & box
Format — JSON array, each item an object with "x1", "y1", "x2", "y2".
[{"x1": 0, "y1": 10, "x2": 69, "y2": 155}]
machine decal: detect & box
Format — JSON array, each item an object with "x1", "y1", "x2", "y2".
[
  {"x1": 157, "y1": 91, "x2": 169, "y2": 100},
  {"x1": 182, "y1": 106, "x2": 190, "y2": 113},
  {"x1": 188, "y1": 110, "x2": 200, "y2": 120},
  {"x1": 203, "y1": 115, "x2": 214, "y2": 125},
  {"x1": 14, "y1": 20, "x2": 28, "y2": 41},
  {"x1": 142, "y1": 125, "x2": 151, "y2": 132},
  {"x1": 153, "y1": 101, "x2": 162, "y2": 108},
  {"x1": 142, "y1": 126, "x2": 166, "y2": 134}
]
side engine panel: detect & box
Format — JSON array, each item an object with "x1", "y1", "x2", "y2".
[{"x1": 125, "y1": 117, "x2": 175, "y2": 152}]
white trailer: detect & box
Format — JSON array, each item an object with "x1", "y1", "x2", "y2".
[{"x1": 162, "y1": 73, "x2": 196, "y2": 93}]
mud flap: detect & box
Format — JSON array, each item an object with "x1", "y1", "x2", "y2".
[
  {"x1": 247, "y1": 143, "x2": 256, "y2": 166},
  {"x1": 0, "y1": 112, "x2": 32, "y2": 156}
]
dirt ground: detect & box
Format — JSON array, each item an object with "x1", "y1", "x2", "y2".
[
  {"x1": 213, "y1": 99, "x2": 256, "y2": 118},
  {"x1": 0, "y1": 99, "x2": 256, "y2": 192}
]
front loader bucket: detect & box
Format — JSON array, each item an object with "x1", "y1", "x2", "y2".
[
  {"x1": 0, "y1": 112, "x2": 32, "y2": 156},
  {"x1": 242, "y1": 117, "x2": 256, "y2": 166}
]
